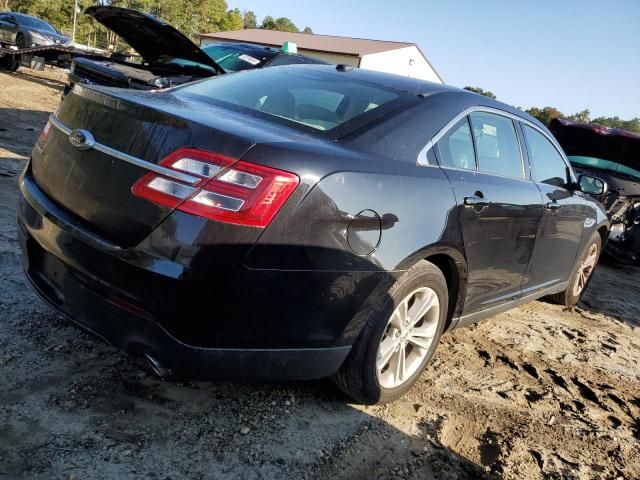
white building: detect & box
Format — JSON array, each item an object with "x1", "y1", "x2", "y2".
[{"x1": 200, "y1": 29, "x2": 443, "y2": 84}]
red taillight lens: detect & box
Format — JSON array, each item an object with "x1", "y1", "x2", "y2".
[
  {"x1": 36, "y1": 121, "x2": 51, "y2": 148},
  {"x1": 132, "y1": 149, "x2": 299, "y2": 228}
]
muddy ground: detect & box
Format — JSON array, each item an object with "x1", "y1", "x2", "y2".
[{"x1": 1, "y1": 68, "x2": 639, "y2": 480}]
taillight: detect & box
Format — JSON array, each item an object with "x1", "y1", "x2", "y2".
[{"x1": 132, "y1": 148, "x2": 299, "y2": 228}]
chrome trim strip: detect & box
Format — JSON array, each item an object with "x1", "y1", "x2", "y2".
[
  {"x1": 416, "y1": 106, "x2": 576, "y2": 183},
  {"x1": 48, "y1": 115, "x2": 201, "y2": 185},
  {"x1": 49, "y1": 114, "x2": 71, "y2": 135}
]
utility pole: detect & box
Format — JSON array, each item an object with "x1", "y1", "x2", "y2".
[{"x1": 72, "y1": 0, "x2": 79, "y2": 44}]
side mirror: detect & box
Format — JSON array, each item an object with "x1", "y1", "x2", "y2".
[{"x1": 579, "y1": 175, "x2": 607, "y2": 196}]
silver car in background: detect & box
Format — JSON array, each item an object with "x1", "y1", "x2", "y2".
[{"x1": 0, "y1": 12, "x2": 69, "y2": 49}]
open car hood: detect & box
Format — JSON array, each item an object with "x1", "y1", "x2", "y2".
[
  {"x1": 85, "y1": 6, "x2": 224, "y2": 74},
  {"x1": 550, "y1": 118, "x2": 640, "y2": 171}
]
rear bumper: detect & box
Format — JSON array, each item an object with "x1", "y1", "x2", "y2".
[
  {"x1": 16, "y1": 167, "x2": 384, "y2": 380},
  {"x1": 20, "y1": 249, "x2": 350, "y2": 380}
]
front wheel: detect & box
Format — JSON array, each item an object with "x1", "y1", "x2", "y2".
[
  {"x1": 549, "y1": 233, "x2": 602, "y2": 306},
  {"x1": 331, "y1": 260, "x2": 448, "y2": 404},
  {"x1": 16, "y1": 33, "x2": 26, "y2": 50}
]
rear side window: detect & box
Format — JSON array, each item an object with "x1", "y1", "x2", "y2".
[
  {"x1": 523, "y1": 125, "x2": 568, "y2": 187},
  {"x1": 178, "y1": 68, "x2": 400, "y2": 132},
  {"x1": 470, "y1": 112, "x2": 524, "y2": 179},
  {"x1": 436, "y1": 118, "x2": 476, "y2": 170}
]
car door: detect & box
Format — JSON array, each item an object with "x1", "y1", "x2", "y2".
[
  {"x1": 0, "y1": 14, "x2": 10, "y2": 43},
  {"x1": 2, "y1": 15, "x2": 18, "y2": 44},
  {"x1": 519, "y1": 123, "x2": 586, "y2": 292},
  {"x1": 435, "y1": 111, "x2": 543, "y2": 318}
]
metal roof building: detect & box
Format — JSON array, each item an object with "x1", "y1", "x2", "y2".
[{"x1": 200, "y1": 29, "x2": 443, "y2": 83}]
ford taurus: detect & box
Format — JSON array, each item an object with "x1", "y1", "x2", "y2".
[{"x1": 18, "y1": 65, "x2": 609, "y2": 404}]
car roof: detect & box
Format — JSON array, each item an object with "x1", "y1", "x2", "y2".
[
  {"x1": 11, "y1": 13, "x2": 41, "y2": 20},
  {"x1": 278, "y1": 64, "x2": 463, "y2": 96},
  {"x1": 274, "y1": 65, "x2": 545, "y2": 128}
]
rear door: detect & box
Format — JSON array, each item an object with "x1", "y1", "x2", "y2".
[
  {"x1": 519, "y1": 123, "x2": 586, "y2": 292},
  {"x1": 436, "y1": 111, "x2": 543, "y2": 316}
]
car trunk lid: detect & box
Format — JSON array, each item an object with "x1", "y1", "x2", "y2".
[
  {"x1": 85, "y1": 5, "x2": 224, "y2": 74},
  {"x1": 31, "y1": 85, "x2": 256, "y2": 246}
]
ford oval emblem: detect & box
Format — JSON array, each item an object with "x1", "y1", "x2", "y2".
[{"x1": 69, "y1": 129, "x2": 95, "y2": 151}]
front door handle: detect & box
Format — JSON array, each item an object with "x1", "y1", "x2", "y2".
[
  {"x1": 545, "y1": 201, "x2": 561, "y2": 211},
  {"x1": 464, "y1": 195, "x2": 490, "y2": 207}
]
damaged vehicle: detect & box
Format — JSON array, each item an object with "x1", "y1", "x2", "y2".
[
  {"x1": 0, "y1": 12, "x2": 70, "y2": 49},
  {"x1": 550, "y1": 118, "x2": 640, "y2": 264},
  {"x1": 65, "y1": 6, "x2": 325, "y2": 95},
  {"x1": 65, "y1": 6, "x2": 224, "y2": 94},
  {"x1": 20, "y1": 65, "x2": 609, "y2": 404}
]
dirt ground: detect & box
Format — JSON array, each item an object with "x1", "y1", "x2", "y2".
[{"x1": 1, "y1": 68, "x2": 639, "y2": 480}]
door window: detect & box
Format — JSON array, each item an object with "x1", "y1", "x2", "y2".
[
  {"x1": 436, "y1": 118, "x2": 476, "y2": 170},
  {"x1": 470, "y1": 112, "x2": 524, "y2": 179},
  {"x1": 523, "y1": 125, "x2": 569, "y2": 187}
]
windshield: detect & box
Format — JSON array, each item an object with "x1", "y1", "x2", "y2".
[
  {"x1": 17, "y1": 16, "x2": 56, "y2": 34},
  {"x1": 202, "y1": 45, "x2": 269, "y2": 72},
  {"x1": 177, "y1": 67, "x2": 401, "y2": 132},
  {"x1": 155, "y1": 54, "x2": 216, "y2": 73},
  {"x1": 160, "y1": 45, "x2": 267, "y2": 73},
  {"x1": 569, "y1": 155, "x2": 640, "y2": 180}
]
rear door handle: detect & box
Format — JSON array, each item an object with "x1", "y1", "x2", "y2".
[
  {"x1": 545, "y1": 201, "x2": 561, "y2": 211},
  {"x1": 464, "y1": 195, "x2": 490, "y2": 207}
]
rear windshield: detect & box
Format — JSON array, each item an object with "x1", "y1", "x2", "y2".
[{"x1": 176, "y1": 67, "x2": 401, "y2": 132}]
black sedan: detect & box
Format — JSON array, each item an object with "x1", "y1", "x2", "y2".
[
  {"x1": 0, "y1": 12, "x2": 69, "y2": 49},
  {"x1": 18, "y1": 65, "x2": 609, "y2": 404}
]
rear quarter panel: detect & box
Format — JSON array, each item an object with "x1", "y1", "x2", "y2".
[{"x1": 245, "y1": 150, "x2": 462, "y2": 273}]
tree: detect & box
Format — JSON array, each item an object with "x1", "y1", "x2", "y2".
[
  {"x1": 525, "y1": 106, "x2": 563, "y2": 126},
  {"x1": 302, "y1": 26, "x2": 313, "y2": 34},
  {"x1": 243, "y1": 10, "x2": 257, "y2": 29},
  {"x1": 261, "y1": 15, "x2": 299, "y2": 33},
  {"x1": 463, "y1": 86, "x2": 496, "y2": 99},
  {"x1": 5, "y1": 0, "x2": 316, "y2": 52},
  {"x1": 219, "y1": 8, "x2": 243, "y2": 32},
  {"x1": 567, "y1": 109, "x2": 591, "y2": 123}
]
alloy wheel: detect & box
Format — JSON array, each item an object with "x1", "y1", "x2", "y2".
[
  {"x1": 376, "y1": 287, "x2": 440, "y2": 389},
  {"x1": 572, "y1": 243, "x2": 599, "y2": 296}
]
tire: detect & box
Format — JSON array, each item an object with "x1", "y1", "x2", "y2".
[
  {"x1": 16, "y1": 33, "x2": 26, "y2": 50},
  {"x1": 8, "y1": 56, "x2": 19, "y2": 72},
  {"x1": 331, "y1": 260, "x2": 448, "y2": 405},
  {"x1": 548, "y1": 232, "x2": 602, "y2": 306}
]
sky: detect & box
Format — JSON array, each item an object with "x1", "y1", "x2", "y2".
[{"x1": 230, "y1": 0, "x2": 640, "y2": 119}]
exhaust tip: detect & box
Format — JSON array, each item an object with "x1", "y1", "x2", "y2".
[{"x1": 144, "y1": 353, "x2": 171, "y2": 378}]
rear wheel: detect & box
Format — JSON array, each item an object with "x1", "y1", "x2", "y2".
[
  {"x1": 332, "y1": 260, "x2": 448, "y2": 404},
  {"x1": 8, "y1": 55, "x2": 19, "y2": 71},
  {"x1": 548, "y1": 233, "x2": 601, "y2": 306}
]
